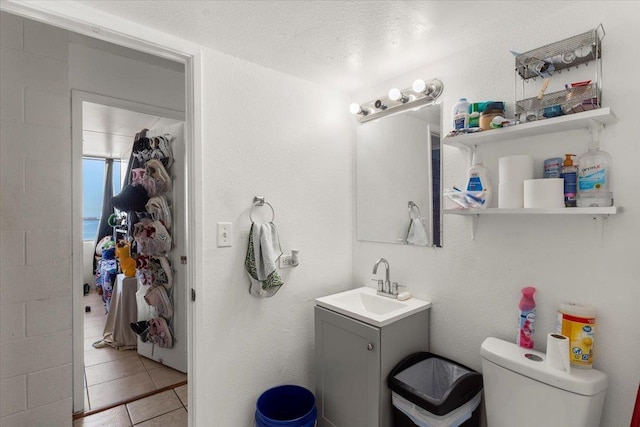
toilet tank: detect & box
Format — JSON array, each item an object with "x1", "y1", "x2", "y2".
[{"x1": 480, "y1": 337, "x2": 608, "y2": 427}]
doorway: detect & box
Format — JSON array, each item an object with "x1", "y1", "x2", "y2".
[{"x1": 72, "y1": 92, "x2": 187, "y2": 413}]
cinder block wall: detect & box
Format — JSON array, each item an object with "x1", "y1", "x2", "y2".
[{"x1": 0, "y1": 12, "x2": 73, "y2": 426}]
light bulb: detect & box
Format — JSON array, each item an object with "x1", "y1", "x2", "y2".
[
  {"x1": 388, "y1": 88, "x2": 402, "y2": 101},
  {"x1": 349, "y1": 103, "x2": 362, "y2": 115},
  {"x1": 412, "y1": 79, "x2": 426, "y2": 93}
]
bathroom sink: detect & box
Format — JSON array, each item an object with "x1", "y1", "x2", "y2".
[{"x1": 315, "y1": 287, "x2": 431, "y2": 327}]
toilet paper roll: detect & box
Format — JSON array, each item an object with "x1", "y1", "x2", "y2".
[
  {"x1": 499, "y1": 155, "x2": 534, "y2": 183},
  {"x1": 546, "y1": 333, "x2": 571, "y2": 374},
  {"x1": 524, "y1": 178, "x2": 565, "y2": 208},
  {"x1": 498, "y1": 182, "x2": 524, "y2": 208}
]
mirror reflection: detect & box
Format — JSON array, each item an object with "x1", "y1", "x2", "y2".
[{"x1": 356, "y1": 103, "x2": 441, "y2": 247}]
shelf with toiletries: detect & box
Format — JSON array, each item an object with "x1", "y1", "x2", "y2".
[
  {"x1": 443, "y1": 206, "x2": 618, "y2": 216},
  {"x1": 444, "y1": 206, "x2": 619, "y2": 245},
  {"x1": 443, "y1": 107, "x2": 617, "y2": 150}
]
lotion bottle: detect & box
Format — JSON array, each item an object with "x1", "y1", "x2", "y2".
[
  {"x1": 517, "y1": 286, "x2": 536, "y2": 349},
  {"x1": 466, "y1": 150, "x2": 492, "y2": 208}
]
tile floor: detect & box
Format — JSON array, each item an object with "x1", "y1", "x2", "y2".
[
  {"x1": 82, "y1": 289, "x2": 187, "y2": 419},
  {"x1": 74, "y1": 385, "x2": 188, "y2": 426}
]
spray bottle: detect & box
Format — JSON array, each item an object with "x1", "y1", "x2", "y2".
[{"x1": 517, "y1": 286, "x2": 536, "y2": 349}]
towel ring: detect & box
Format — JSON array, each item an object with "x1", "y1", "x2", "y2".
[
  {"x1": 250, "y1": 196, "x2": 275, "y2": 223},
  {"x1": 408, "y1": 201, "x2": 421, "y2": 220}
]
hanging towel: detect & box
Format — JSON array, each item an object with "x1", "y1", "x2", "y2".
[
  {"x1": 406, "y1": 218, "x2": 429, "y2": 246},
  {"x1": 245, "y1": 223, "x2": 284, "y2": 297}
]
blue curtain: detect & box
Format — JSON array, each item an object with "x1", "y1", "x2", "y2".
[{"x1": 95, "y1": 158, "x2": 114, "y2": 245}]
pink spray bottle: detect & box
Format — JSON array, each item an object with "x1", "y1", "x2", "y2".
[{"x1": 517, "y1": 286, "x2": 536, "y2": 349}]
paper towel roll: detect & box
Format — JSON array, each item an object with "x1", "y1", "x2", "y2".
[
  {"x1": 498, "y1": 182, "x2": 524, "y2": 208},
  {"x1": 546, "y1": 333, "x2": 571, "y2": 373},
  {"x1": 499, "y1": 155, "x2": 534, "y2": 183},
  {"x1": 524, "y1": 178, "x2": 565, "y2": 208}
]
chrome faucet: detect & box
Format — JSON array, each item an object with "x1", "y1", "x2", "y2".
[{"x1": 372, "y1": 258, "x2": 394, "y2": 298}]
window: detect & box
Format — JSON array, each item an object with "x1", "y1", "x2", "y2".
[{"x1": 83, "y1": 158, "x2": 122, "y2": 241}]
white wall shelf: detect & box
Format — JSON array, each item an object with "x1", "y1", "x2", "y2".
[
  {"x1": 443, "y1": 107, "x2": 618, "y2": 150},
  {"x1": 444, "y1": 207, "x2": 620, "y2": 245}
]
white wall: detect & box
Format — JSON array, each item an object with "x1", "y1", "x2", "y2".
[
  {"x1": 0, "y1": 14, "x2": 72, "y2": 425},
  {"x1": 193, "y1": 48, "x2": 353, "y2": 426},
  {"x1": 353, "y1": 3, "x2": 640, "y2": 427}
]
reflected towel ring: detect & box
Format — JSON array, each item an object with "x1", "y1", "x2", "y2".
[
  {"x1": 250, "y1": 196, "x2": 275, "y2": 223},
  {"x1": 408, "y1": 201, "x2": 421, "y2": 220}
]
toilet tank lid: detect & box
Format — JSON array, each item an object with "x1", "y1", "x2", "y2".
[{"x1": 480, "y1": 337, "x2": 608, "y2": 396}]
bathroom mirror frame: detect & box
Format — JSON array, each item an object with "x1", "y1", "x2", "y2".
[{"x1": 355, "y1": 101, "x2": 442, "y2": 247}]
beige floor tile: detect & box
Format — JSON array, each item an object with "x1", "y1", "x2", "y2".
[
  {"x1": 126, "y1": 390, "x2": 182, "y2": 425},
  {"x1": 85, "y1": 346, "x2": 137, "y2": 366},
  {"x1": 173, "y1": 385, "x2": 188, "y2": 407},
  {"x1": 147, "y1": 364, "x2": 187, "y2": 389},
  {"x1": 139, "y1": 356, "x2": 163, "y2": 371},
  {"x1": 85, "y1": 323, "x2": 106, "y2": 340},
  {"x1": 85, "y1": 354, "x2": 146, "y2": 386},
  {"x1": 87, "y1": 371, "x2": 156, "y2": 410},
  {"x1": 73, "y1": 405, "x2": 132, "y2": 427},
  {"x1": 135, "y1": 407, "x2": 187, "y2": 427}
]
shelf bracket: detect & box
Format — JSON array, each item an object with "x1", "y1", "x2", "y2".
[
  {"x1": 593, "y1": 214, "x2": 609, "y2": 248},
  {"x1": 471, "y1": 214, "x2": 478, "y2": 240},
  {"x1": 588, "y1": 120, "x2": 605, "y2": 148}
]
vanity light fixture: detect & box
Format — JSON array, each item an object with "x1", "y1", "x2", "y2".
[
  {"x1": 388, "y1": 88, "x2": 410, "y2": 103},
  {"x1": 350, "y1": 78, "x2": 444, "y2": 123},
  {"x1": 412, "y1": 78, "x2": 444, "y2": 100},
  {"x1": 349, "y1": 103, "x2": 370, "y2": 116}
]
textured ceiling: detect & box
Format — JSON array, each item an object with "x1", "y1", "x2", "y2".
[{"x1": 75, "y1": 0, "x2": 581, "y2": 94}]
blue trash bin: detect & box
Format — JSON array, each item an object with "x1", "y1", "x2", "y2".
[{"x1": 255, "y1": 385, "x2": 317, "y2": 427}]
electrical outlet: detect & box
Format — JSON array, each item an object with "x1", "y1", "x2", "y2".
[
  {"x1": 279, "y1": 255, "x2": 292, "y2": 268},
  {"x1": 217, "y1": 222, "x2": 232, "y2": 247}
]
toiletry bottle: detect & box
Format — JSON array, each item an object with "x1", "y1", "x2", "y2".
[
  {"x1": 466, "y1": 150, "x2": 492, "y2": 208},
  {"x1": 517, "y1": 286, "x2": 536, "y2": 349},
  {"x1": 560, "y1": 154, "x2": 577, "y2": 207},
  {"x1": 577, "y1": 146, "x2": 612, "y2": 207},
  {"x1": 452, "y1": 98, "x2": 471, "y2": 130}
]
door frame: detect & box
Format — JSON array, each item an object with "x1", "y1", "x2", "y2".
[
  {"x1": 0, "y1": 2, "x2": 203, "y2": 424},
  {"x1": 71, "y1": 91, "x2": 186, "y2": 412}
]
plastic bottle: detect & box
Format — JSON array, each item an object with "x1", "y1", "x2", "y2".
[
  {"x1": 517, "y1": 286, "x2": 536, "y2": 349},
  {"x1": 452, "y1": 98, "x2": 471, "y2": 130},
  {"x1": 557, "y1": 303, "x2": 596, "y2": 369},
  {"x1": 577, "y1": 147, "x2": 613, "y2": 207},
  {"x1": 560, "y1": 154, "x2": 577, "y2": 207},
  {"x1": 466, "y1": 151, "x2": 492, "y2": 208}
]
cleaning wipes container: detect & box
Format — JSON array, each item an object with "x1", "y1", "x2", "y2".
[{"x1": 557, "y1": 303, "x2": 596, "y2": 369}]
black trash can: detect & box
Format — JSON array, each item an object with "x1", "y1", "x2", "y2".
[{"x1": 388, "y1": 352, "x2": 483, "y2": 427}]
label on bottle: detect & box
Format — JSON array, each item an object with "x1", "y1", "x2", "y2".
[
  {"x1": 517, "y1": 309, "x2": 536, "y2": 349},
  {"x1": 578, "y1": 167, "x2": 606, "y2": 191},
  {"x1": 561, "y1": 171, "x2": 577, "y2": 205},
  {"x1": 454, "y1": 114, "x2": 468, "y2": 130},
  {"x1": 557, "y1": 312, "x2": 595, "y2": 368},
  {"x1": 466, "y1": 175, "x2": 484, "y2": 192}
]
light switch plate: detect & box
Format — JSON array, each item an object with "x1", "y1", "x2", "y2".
[{"x1": 217, "y1": 222, "x2": 232, "y2": 247}]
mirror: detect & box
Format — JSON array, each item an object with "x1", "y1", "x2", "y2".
[{"x1": 356, "y1": 102, "x2": 441, "y2": 247}]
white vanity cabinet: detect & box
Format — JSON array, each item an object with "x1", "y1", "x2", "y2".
[{"x1": 314, "y1": 306, "x2": 430, "y2": 427}]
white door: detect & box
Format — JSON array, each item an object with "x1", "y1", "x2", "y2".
[{"x1": 136, "y1": 122, "x2": 187, "y2": 373}]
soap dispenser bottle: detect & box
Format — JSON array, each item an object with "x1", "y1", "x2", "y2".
[
  {"x1": 560, "y1": 154, "x2": 577, "y2": 207},
  {"x1": 517, "y1": 286, "x2": 536, "y2": 349},
  {"x1": 577, "y1": 143, "x2": 613, "y2": 207}
]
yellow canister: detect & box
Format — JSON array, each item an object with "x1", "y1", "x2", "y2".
[{"x1": 556, "y1": 303, "x2": 596, "y2": 369}]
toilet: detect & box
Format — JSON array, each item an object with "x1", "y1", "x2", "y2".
[{"x1": 480, "y1": 337, "x2": 608, "y2": 427}]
